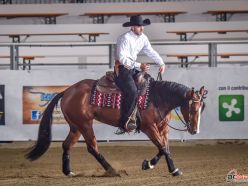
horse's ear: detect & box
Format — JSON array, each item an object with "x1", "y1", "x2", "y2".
[
  {"x1": 185, "y1": 88, "x2": 194, "y2": 99},
  {"x1": 199, "y1": 86, "x2": 205, "y2": 95},
  {"x1": 191, "y1": 87, "x2": 194, "y2": 97}
]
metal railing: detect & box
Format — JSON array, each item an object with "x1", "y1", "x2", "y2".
[{"x1": 0, "y1": 40, "x2": 248, "y2": 70}]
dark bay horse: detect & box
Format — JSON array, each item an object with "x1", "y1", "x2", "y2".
[{"x1": 25, "y1": 75, "x2": 207, "y2": 177}]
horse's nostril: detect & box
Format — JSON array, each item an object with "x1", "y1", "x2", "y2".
[{"x1": 191, "y1": 131, "x2": 197, "y2": 135}]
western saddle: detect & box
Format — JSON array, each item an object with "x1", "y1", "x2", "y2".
[{"x1": 96, "y1": 71, "x2": 151, "y2": 95}]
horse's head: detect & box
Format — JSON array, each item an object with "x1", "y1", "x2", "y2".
[{"x1": 180, "y1": 86, "x2": 207, "y2": 135}]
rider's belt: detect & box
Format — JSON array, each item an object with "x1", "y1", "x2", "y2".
[
  {"x1": 114, "y1": 60, "x2": 122, "y2": 77},
  {"x1": 114, "y1": 60, "x2": 132, "y2": 77}
]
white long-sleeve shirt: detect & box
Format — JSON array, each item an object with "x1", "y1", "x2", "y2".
[{"x1": 115, "y1": 30, "x2": 164, "y2": 70}]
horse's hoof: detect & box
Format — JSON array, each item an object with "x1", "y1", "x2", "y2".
[
  {"x1": 66, "y1": 171, "x2": 75, "y2": 177},
  {"x1": 142, "y1": 160, "x2": 154, "y2": 170},
  {"x1": 171, "y1": 168, "x2": 183, "y2": 176},
  {"x1": 106, "y1": 168, "x2": 120, "y2": 177}
]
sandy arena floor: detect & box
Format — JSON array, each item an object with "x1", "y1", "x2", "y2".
[{"x1": 0, "y1": 140, "x2": 247, "y2": 186}]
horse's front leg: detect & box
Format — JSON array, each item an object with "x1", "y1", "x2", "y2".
[
  {"x1": 142, "y1": 150, "x2": 163, "y2": 170},
  {"x1": 142, "y1": 122, "x2": 182, "y2": 176},
  {"x1": 162, "y1": 146, "x2": 183, "y2": 176},
  {"x1": 142, "y1": 121, "x2": 168, "y2": 170},
  {"x1": 161, "y1": 121, "x2": 183, "y2": 176}
]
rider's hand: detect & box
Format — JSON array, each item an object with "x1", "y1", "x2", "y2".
[
  {"x1": 140, "y1": 63, "x2": 150, "y2": 72},
  {"x1": 159, "y1": 64, "x2": 165, "y2": 74}
]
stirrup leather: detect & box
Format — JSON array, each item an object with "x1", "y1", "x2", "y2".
[{"x1": 124, "y1": 104, "x2": 138, "y2": 132}]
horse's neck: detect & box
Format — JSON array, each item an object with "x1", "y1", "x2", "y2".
[
  {"x1": 150, "y1": 81, "x2": 185, "y2": 115},
  {"x1": 162, "y1": 102, "x2": 179, "y2": 114}
]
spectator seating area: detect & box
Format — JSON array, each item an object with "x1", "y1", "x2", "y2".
[
  {"x1": 167, "y1": 29, "x2": 248, "y2": 41},
  {"x1": 0, "y1": 0, "x2": 248, "y2": 69},
  {"x1": 83, "y1": 10, "x2": 187, "y2": 23},
  {"x1": 0, "y1": 0, "x2": 204, "y2": 4},
  {"x1": 0, "y1": 13, "x2": 68, "y2": 24},
  {"x1": 0, "y1": 32, "x2": 109, "y2": 42}
]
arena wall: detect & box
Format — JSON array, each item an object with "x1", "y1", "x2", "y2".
[{"x1": 0, "y1": 67, "x2": 247, "y2": 141}]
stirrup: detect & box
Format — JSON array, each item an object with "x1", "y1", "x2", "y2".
[
  {"x1": 124, "y1": 121, "x2": 137, "y2": 132},
  {"x1": 114, "y1": 128, "x2": 126, "y2": 135}
]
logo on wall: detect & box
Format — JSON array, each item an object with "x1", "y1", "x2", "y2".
[
  {"x1": 171, "y1": 107, "x2": 182, "y2": 121},
  {"x1": 0, "y1": 85, "x2": 5, "y2": 125},
  {"x1": 23, "y1": 86, "x2": 68, "y2": 124},
  {"x1": 219, "y1": 95, "x2": 244, "y2": 121},
  {"x1": 31, "y1": 110, "x2": 42, "y2": 120}
]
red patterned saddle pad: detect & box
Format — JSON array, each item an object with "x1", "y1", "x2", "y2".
[{"x1": 90, "y1": 83, "x2": 150, "y2": 110}]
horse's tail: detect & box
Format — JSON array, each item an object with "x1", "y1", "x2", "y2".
[{"x1": 25, "y1": 91, "x2": 65, "y2": 161}]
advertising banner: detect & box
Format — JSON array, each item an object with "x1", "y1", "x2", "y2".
[
  {"x1": 23, "y1": 86, "x2": 68, "y2": 124},
  {"x1": 0, "y1": 85, "x2": 5, "y2": 125}
]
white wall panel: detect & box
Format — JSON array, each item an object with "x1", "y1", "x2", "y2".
[{"x1": 0, "y1": 67, "x2": 248, "y2": 141}]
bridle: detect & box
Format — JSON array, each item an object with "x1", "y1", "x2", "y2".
[
  {"x1": 156, "y1": 89, "x2": 205, "y2": 133},
  {"x1": 174, "y1": 90, "x2": 203, "y2": 132}
]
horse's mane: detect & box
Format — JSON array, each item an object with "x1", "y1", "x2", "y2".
[{"x1": 149, "y1": 80, "x2": 191, "y2": 108}]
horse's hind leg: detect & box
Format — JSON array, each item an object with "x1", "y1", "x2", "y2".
[
  {"x1": 80, "y1": 121, "x2": 119, "y2": 177},
  {"x1": 62, "y1": 128, "x2": 81, "y2": 176}
]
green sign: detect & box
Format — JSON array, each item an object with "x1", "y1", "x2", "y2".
[{"x1": 219, "y1": 95, "x2": 244, "y2": 121}]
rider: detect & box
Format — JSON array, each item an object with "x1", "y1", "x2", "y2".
[{"x1": 115, "y1": 15, "x2": 166, "y2": 133}]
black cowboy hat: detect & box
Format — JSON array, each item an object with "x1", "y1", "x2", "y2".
[{"x1": 122, "y1": 15, "x2": 151, "y2": 27}]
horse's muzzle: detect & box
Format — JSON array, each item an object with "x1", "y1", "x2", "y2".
[{"x1": 191, "y1": 131, "x2": 197, "y2": 135}]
